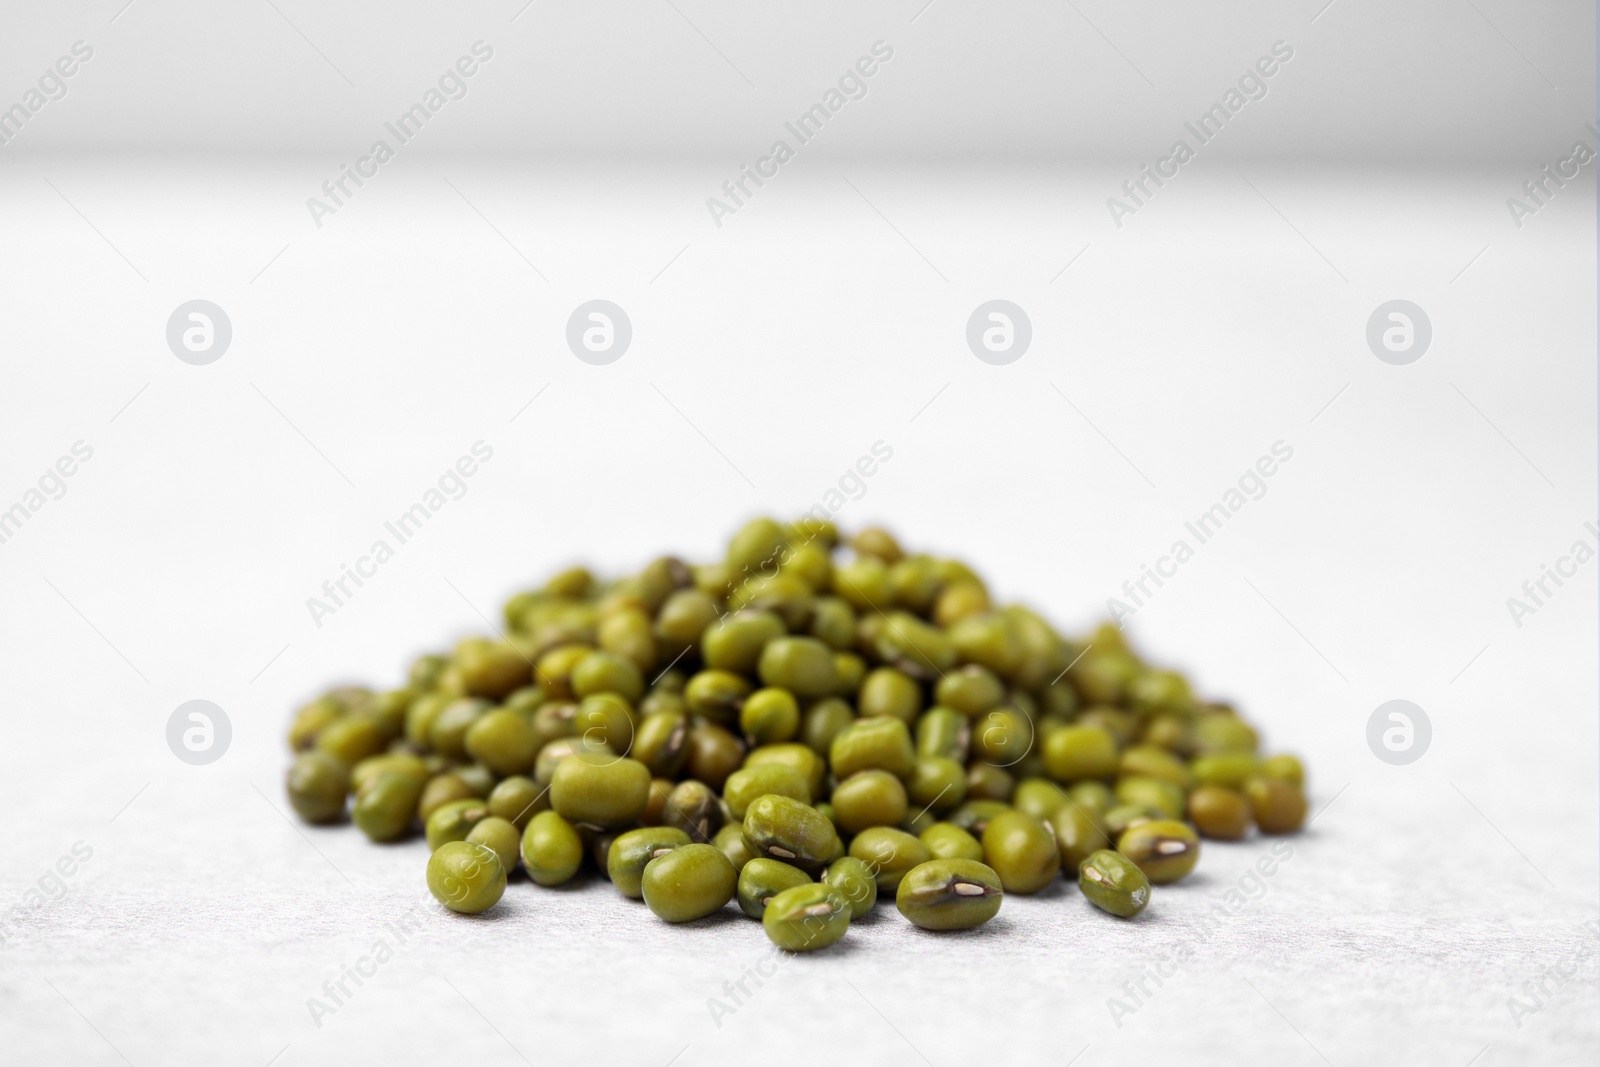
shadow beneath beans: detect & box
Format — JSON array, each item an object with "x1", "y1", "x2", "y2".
[
  {"x1": 1072, "y1": 896, "x2": 1159, "y2": 925},
  {"x1": 796, "y1": 934, "x2": 869, "y2": 957},
  {"x1": 527, "y1": 873, "x2": 599, "y2": 893},
  {"x1": 846, "y1": 906, "x2": 891, "y2": 928},
  {"x1": 673, "y1": 905, "x2": 747, "y2": 930},
  {"x1": 1020, "y1": 880, "x2": 1076, "y2": 902},
  {"x1": 899, "y1": 913, "x2": 1016, "y2": 941}
]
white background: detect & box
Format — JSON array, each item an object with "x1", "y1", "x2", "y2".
[{"x1": 0, "y1": 2, "x2": 1596, "y2": 1065}]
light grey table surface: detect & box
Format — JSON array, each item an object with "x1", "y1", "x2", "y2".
[{"x1": 0, "y1": 162, "x2": 1595, "y2": 1065}]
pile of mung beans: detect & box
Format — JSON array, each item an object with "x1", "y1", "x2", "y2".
[{"x1": 285, "y1": 518, "x2": 1307, "y2": 949}]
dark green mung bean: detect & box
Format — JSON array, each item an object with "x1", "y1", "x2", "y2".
[
  {"x1": 800, "y1": 698, "x2": 855, "y2": 755},
  {"x1": 1262, "y1": 754, "x2": 1305, "y2": 788},
  {"x1": 1193, "y1": 712, "x2": 1259, "y2": 754},
  {"x1": 948, "y1": 799, "x2": 1011, "y2": 836},
  {"x1": 428, "y1": 698, "x2": 490, "y2": 760},
  {"x1": 465, "y1": 816, "x2": 521, "y2": 873},
  {"x1": 965, "y1": 762, "x2": 1014, "y2": 802},
  {"x1": 832, "y1": 555, "x2": 892, "y2": 612},
  {"x1": 1188, "y1": 785, "x2": 1251, "y2": 840},
  {"x1": 550, "y1": 754, "x2": 650, "y2": 828},
  {"x1": 641, "y1": 843, "x2": 737, "y2": 923},
  {"x1": 1050, "y1": 801, "x2": 1110, "y2": 873},
  {"x1": 1012, "y1": 777, "x2": 1072, "y2": 822},
  {"x1": 608, "y1": 826, "x2": 692, "y2": 899},
  {"x1": 920, "y1": 822, "x2": 984, "y2": 863},
  {"x1": 1116, "y1": 819, "x2": 1200, "y2": 884},
  {"x1": 427, "y1": 841, "x2": 506, "y2": 914},
  {"x1": 875, "y1": 611, "x2": 956, "y2": 680},
  {"x1": 980, "y1": 811, "x2": 1060, "y2": 895},
  {"x1": 1078, "y1": 849, "x2": 1151, "y2": 918},
  {"x1": 723, "y1": 763, "x2": 811, "y2": 820},
  {"x1": 763, "y1": 883, "x2": 851, "y2": 951},
  {"x1": 830, "y1": 717, "x2": 915, "y2": 780},
  {"x1": 1114, "y1": 776, "x2": 1187, "y2": 819},
  {"x1": 1102, "y1": 803, "x2": 1162, "y2": 838},
  {"x1": 858, "y1": 667, "x2": 923, "y2": 723},
  {"x1": 908, "y1": 755, "x2": 967, "y2": 812},
  {"x1": 1042, "y1": 725, "x2": 1118, "y2": 782},
  {"x1": 1068, "y1": 780, "x2": 1114, "y2": 815},
  {"x1": 702, "y1": 611, "x2": 785, "y2": 674},
  {"x1": 737, "y1": 857, "x2": 813, "y2": 918},
  {"x1": 1118, "y1": 743, "x2": 1192, "y2": 789},
  {"x1": 486, "y1": 775, "x2": 547, "y2": 828},
  {"x1": 896, "y1": 859, "x2": 1003, "y2": 930},
  {"x1": 634, "y1": 711, "x2": 691, "y2": 777},
  {"x1": 848, "y1": 827, "x2": 931, "y2": 892},
  {"x1": 316, "y1": 713, "x2": 386, "y2": 767},
  {"x1": 1245, "y1": 776, "x2": 1308, "y2": 833},
  {"x1": 418, "y1": 773, "x2": 478, "y2": 822},
  {"x1": 742, "y1": 794, "x2": 839, "y2": 871},
  {"x1": 972, "y1": 708, "x2": 1031, "y2": 765},
  {"x1": 915, "y1": 707, "x2": 970, "y2": 761},
  {"x1": 1190, "y1": 752, "x2": 1263, "y2": 790},
  {"x1": 464, "y1": 708, "x2": 538, "y2": 776},
  {"x1": 663, "y1": 779, "x2": 724, "y2": 843},
  {"x1": 455, "y1": 638, "x2": 531, "y2": 700},
  {"x1": 757, "y1": 636, "x2": 838, "y2": 698},
  {"x1": 657, "y1": 589, "x2": 720, "y2": 654},
  {"x1": 831, "y1": 770, "x2": 909, "y2": 833},
  {"x1": 521, "y1": 810, "x2": 584, "y2": 886},
  {"x1": 637, "y1": 777, "x2": 671, "y2": 824},
  {"x1": 935, "y1": 665, "x2": 1005, "y2": 716},
  {"x1": 713, "y1": 823, "x2": 758, "y2": 872},
  {"x1": 535, "y1": 736, "x2": 613, "y2": 785},
  {"x1": 349, "y1": 752, "x2": 426, "y2": 796},
  {"x1": 573, "y1": 694, "x2": 636, "y2": 753},
  {"x1": 286, "y1": 752, "x2": 348, "y2": 824},
  {"x1": 822, "y1": 856, "x2": 878, "y2": 918},
  {"x1": 571, "y1": 650, "x2": 643, "y2": 703},
  {"x1": 740, "y1": 688, "x2": 800, "y2": 746},
  {"x1": 354, "y1": 772, "x2": 424, "y2": 843},
  {"x1": 743, "y1": 743, "x2": 826, "y2": 798},
  {"x1": 685, "y1": 721, "x2": 745, "y2": 791},
  {"x1": 452, "y1": 763, "x2": 496, "y2": 798},
  {"x1": 832, "y1": 652, "x2": 866, "y2": 697},
  {"x1": 425, "y1": 798, "x2": 489, "y2": 851},
  {"x1": 684, "y1": 669, "x2": 751, "y2": 726},
  {"x1": 808, "y1": 596, "x2": 857, "y2": 650}
]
